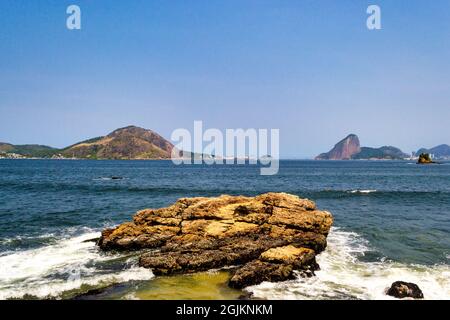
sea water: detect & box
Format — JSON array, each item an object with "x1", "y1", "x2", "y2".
[{"x1": 0, "y1": 160, "x2": 449, "y2": 299}]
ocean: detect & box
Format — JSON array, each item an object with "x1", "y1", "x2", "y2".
[{"x1": 0, "y1": 159, "x2": 449, "y2": 300}]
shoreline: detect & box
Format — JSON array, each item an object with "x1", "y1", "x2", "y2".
[{"x1": 2, "y1": 226, "x2": 449, "y2": 300}]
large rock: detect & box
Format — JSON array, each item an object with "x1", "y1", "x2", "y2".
[
  {"x1": 386, "y1": 281, "x2": 424, "y2": 299},
  {"x1": 98, "y1": 192, "x2": 333, "y2": 288},
  {"x1": 417, "y1": 153, "x2": 435, "y2": 164},
  {"x1": 315, "y1": 134, "x2": 361, "y2": 160}
]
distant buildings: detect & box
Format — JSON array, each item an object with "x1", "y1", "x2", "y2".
[{"x1": 0, "y1": 152, "x2": 26, "y2": 159}]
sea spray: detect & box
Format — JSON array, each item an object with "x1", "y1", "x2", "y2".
[
  {"x1": 0, "y1": 231, "x2": 153, "y2": 299},
  {"x1": 247, "y1": 227, "x2": 450, "y2": 300}
]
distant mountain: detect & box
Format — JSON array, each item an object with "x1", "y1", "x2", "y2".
[
  {"x1": 352, "y1": 146, "x2": 409, "y2": 160},
  {"x1": 61, "y1": 126, "x2": 174, "y2": 159},
  {"x1": 315, "y1": 134, "x2": 361, "y2": 160},
  {"x1": 316, "y1": 135, "x2": 409, "y2": 160},
  {"x1": 0, "y1": 143, "x2": 59, "y2": 158},
  {"x1": 416, "y1": 144, "x2": 450, "y2": 159},
  {"x1": 1, "y1": 126, "x2": 174, "y2": 159}
]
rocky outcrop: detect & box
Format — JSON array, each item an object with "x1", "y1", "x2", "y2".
[
  {"x1": 98, "y1": 193, "x2": 333, "y2": 288},
  {"x1": 315, "y1": 134, "x2": 361, "y2": 160},
  {"x1": 417, "y1": 153, "x2": 435, "y2": 164},
  {"x1": 229, "y1": 245, "x2": 318, "y2": 289},
  {"x1": 386, "y1": 281, "x2": 424, "y2": 299}
]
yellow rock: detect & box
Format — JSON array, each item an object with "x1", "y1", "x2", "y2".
[
  {"x1": 224, "y1": 221, "x2": 260, "y2": 237},
  {"x1": 260, "y1": 245, "x2": 315, "y2": 264},
  {"x1": 204, "y1": 220, "x2": 234, "y2": 237}
]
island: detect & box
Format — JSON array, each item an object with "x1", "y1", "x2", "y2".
[
  {"x1": 417, "y1": 153, "x2": 436, "y2": 164},
  {"x1": 416, "y1": 144, "x2": 450, "y2": 160},
  {"x1": 316, "y1": 134, "x2": 409, "y2": 160}
]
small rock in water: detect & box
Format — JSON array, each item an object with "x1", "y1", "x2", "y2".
[{"x1": 386, "y1": 281, "x2": 424, "y2": 299}]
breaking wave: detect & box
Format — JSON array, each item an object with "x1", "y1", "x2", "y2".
[
  {"x1": 247, "y1": 227, "x2": 450, "y2": 300},
  {"x1": 349, "y1": 189, "x2": 377, "y2": 194},
  {"x1": 0, "y1": 231, "x2": 153, "y2": 299}
]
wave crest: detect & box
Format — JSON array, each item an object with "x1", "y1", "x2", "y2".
[
  {"x1": 0, "y1": 231, "x2": 153, "y2": 299},
  {"x1": 247, "y1": 228, "x2": 450, "y2": 300}
]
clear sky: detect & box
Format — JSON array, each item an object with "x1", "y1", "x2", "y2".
[{"x1": 1, "y1": 0, "x2": 449, "y2": 158}]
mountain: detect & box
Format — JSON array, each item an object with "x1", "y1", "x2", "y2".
[
  {"x1": 0, "y1": 143, "x2": 59, "y2": 158},
  {"x1": 61, "y1": 126, "x2": 174, "y2": 159},
  {"x1": 1, "y1": 126, "x2": 174, "y2": 159},
  {"x1": 315, "y1": 134, "x2": 409, "y2": 160},
  {"x1": 352, "y1": 146, "x2": 409, "y2": 160},
  {"x1": 416, "y1": 144, "x2": 450, "y2": 159},
  {"x1": 315, "y1": 134, "x2": 361, "y2": 160}
]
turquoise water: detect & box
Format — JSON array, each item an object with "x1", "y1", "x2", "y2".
[{"x1": 0, "y1": 159, "x2": 449, "y2": 299}]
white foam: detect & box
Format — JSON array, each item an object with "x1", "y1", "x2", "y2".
[
  {"x1": 247, "y1": 228, "x2": 450, "y2": 300},
  {"x1": 3, "y1": 228, "x2": 448, "y2": 300},
  {"x1": 0, "y1": 231, "x2": 153, "y2": 299},
  {"x1": 93, "y1": 177, "x2": 127, "y2": 181},
  {"x1": 350, "y1": 190, "x2": 377, "y2": 194}
]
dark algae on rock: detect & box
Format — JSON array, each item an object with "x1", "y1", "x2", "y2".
[{"x1": 98, "y1": 193, "x2": 333, "y2": 288}]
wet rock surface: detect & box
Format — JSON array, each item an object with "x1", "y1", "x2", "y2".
[
  {"x1": 98, "y1": 193, "x2": 333, "y2": 288},
  {"x1": 386, "y1": 281, "x2": 424, "y2": 299}
]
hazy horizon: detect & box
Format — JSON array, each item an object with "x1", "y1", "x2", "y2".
[
  {"x1": 1, "y1": 124, "x2": 448, "y2": 159},
  {"x1": 1, "y1": 0, "x2": 449, "y2": 158}
]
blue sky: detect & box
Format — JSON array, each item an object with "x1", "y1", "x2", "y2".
[{"x1": 0, "y1": 0, "x2": 449, "y2": 158}]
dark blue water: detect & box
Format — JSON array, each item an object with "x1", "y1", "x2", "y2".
[{"x1": 0, "y1": 159, "x2": 449, "y2": 299}]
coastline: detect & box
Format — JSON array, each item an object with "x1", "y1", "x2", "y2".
[{"x1": 1, "y1": 226, "x2": 448, "y2": 300}]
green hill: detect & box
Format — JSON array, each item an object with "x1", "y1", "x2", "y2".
[
  {"x1": 416, "y1": 144, "x2": 450, "y2": 160},
  {"x1": 0, "y1": 143, "x2": 59, "y2": 158},
  {"x1": 1, "y1": 126, "x2": 174, "y2": 159},
  {"x1": 352, "y1": 146, "x2": 409, "y2": 160}
]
